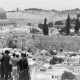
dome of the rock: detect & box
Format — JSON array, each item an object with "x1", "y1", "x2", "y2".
[{"x1": 0, "y1": 7, "x2": 6, "y2": 19}]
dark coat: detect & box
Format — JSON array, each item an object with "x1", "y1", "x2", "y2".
[
  {"x1": 0, "y1": 54, "x2": 10, "y2": 75},
  {"x1": 17, "y1": 57, "x2": 29, "y2": 71},
  {"x1": 18, "y1": 57, "x2": 30, "y2": 80}
]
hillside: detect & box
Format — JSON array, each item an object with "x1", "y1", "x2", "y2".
[{"x1": 6, "y1": 8, "x2": 80, "y2": 26}]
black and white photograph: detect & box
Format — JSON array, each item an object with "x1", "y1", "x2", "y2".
[{"x1": 0, "y1": 0, "x2": 80, "y2": 80}]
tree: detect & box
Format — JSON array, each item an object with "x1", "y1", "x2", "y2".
[
  {"x1": 65, "y1": 14, "x2": 71, "y2": 35},
  {"x1": 43, "y1": 18, "x2": 49, "y2": 35},
  {"x1": 75, "y1": 18, "x2": 80, "y2": 34},
  {"x1": 61, "y1": 71, "x2": 75, "y2": 80},
  {"x1": 7, "y1": 38, "x2": 17, "y2": 49},
  {"x1": 38, "y1": 23, "x2": 44, "y2": 29},
  {"x1": 48, "y1": 22, "x2": 53, "y2": 28},
  {"x1": 55, "y1": 20, "x2": 63, "y2": 25},
  {"x1": 50, "y1": 57, "x2": 58, "y2": 65}
]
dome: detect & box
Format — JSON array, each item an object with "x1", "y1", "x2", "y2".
[{"x1": 0, "y1": 7, "x2": 6, "y2": 19}]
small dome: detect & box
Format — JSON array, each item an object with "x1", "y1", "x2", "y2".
[{"x1": 0, "y1": 7, "x2": 6, "y2": 19}]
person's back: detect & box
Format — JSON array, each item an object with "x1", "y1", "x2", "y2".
[
  {"x1": 17, "y1": 54, "x2": 28, "y2": 71},
  {"x1": 0, "y1": 50, "x2": 10, "y2": 80},
  {"x1": 3, "y1": 54, "x2": 10, "y2": 66}
]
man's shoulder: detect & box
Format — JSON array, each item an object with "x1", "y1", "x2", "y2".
[{"x1": 4, "y1": 55, "x2": 10, "y2": 58}]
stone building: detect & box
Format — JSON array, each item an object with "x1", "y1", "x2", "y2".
[{"x1": 0, "y1": 7, "x2": 15, "y2": 26}]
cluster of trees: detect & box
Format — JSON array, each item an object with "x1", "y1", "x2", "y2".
[
  {"x1": 55, "y1": 20, "x2": 63, "y2": 25},
  {"x1": 38, "y1": 14, "x2": 80, "y2": 36},
  {"x1": 60, "y1": 14, "x2": 80, "y2": 35}
]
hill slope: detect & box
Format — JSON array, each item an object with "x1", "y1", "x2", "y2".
[{"x1": 6, "y1": 8, "x2": 80, "y2": 26}]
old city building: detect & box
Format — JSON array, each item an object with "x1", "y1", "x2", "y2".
[{"x1": 0, "y1": 7, "x2": 15, "y2": 26}]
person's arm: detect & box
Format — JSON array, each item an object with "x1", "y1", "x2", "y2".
[
  {"x1": 0, "y1": 56, "x2": 4, "y2": 62},
  {"x1": 17, "y1": 59, "x2": 21, "y2": 66},
  {"x1": 25, "y1": 59, "x2": 29, "y2": 69}
]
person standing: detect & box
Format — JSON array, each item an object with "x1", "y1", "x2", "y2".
[
  {"x1": 10, "y1": 54, "x2": 20, "y2": 80},
  {"x1": 0, "y1": 53, "x2": 4, "y2": 79},
  {"x1": 0, "y1": 50, "x2": 10, "y2": 80},
  {"x1": 17, "y1": 53, "x2": 30, "y2": 80},
  {"x1": 17, "y1": 54, "x2": 28, "y2": 71}
]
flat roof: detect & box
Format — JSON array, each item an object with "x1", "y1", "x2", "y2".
[{"x1": 0, "y1": 19, "x2": 15, "y2": 24}]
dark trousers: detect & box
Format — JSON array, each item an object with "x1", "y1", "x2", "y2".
[
  {"x1": 5, "y1": 75, "x2": 8, "y2": 80},
  {"x1": 1, "y1": 74, "x2": 4, "y2": 79}
]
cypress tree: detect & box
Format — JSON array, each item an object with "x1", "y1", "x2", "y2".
[
  {"x1": 43, "y1": 18, "x2": 48, "y2": 35},
  {"x1": 75, "y1": 18, "x2": 80, "y2": 34},
  {"x1": 66, "y1": 14, "x2": 71, "y2": 35}
]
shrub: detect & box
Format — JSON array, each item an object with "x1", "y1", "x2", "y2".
[
  {"x1": 55, "y1": 20, "x2": 63, "y2": 25},
  {"x1": 61, "y1": 71, "x2": 75, "y2": 80},
  {"x1": 7, "y1": 38, "x2": 17, "y2": 49},
  {"x1": 30, "y1": 28, "x2": 39, "y2": 33},
  {"x1": 49, "y1": 50, "x2": 57, "y2": 55},
  {"x1": 38, "y1": 23, "x2": 44, "y2": 29},
  {"x1": 48, "y1": 22, "x2": 53, "y2": 28},
  {"x1": 28, "y1": 23, "x2": 31, "y2": 26},
  {"x1": 50, "y1": 57, "x2": 58, "y2": 65}
]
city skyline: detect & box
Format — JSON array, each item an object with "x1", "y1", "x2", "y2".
[{"x1": 1, "y1": 0, "x2": 80, "y2": 11}]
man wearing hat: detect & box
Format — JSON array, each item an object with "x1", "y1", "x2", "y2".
[{"x1": 0, "y1": 50, "x2": 10, "y2": 80}]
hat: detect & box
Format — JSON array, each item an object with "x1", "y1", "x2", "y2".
[{"x1": 5, "y1": 50, "x2": 10, "y2": 54}]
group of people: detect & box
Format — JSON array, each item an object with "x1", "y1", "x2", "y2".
[{"x1": 0, "y1": 50, "x2": 30, "y2": 80}]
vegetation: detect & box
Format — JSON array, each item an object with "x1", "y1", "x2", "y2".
[
  {"x1": 65, "y1": 14, "x2": 71, "y2": 35},
  {"x1": 49, "y1": 50, "x2": 57, "y2": 55},
  {"x1": 30, "y1": 28, "x2": 39, "y2": 33},
  {"x1": 50, "y1": 56, "x2": 64, "y2": 65},
  {"x1": 43, "y1": 18, "x2": 49, "y2": 35},
  {"x1": 55, "y1": 20, "x2": 63, "y2": 25},
  {"x1": 61, "y1": 71, "x2": 75, "y2": 80},
  {"x1": 7, "y1": 38, "x2": 17, "y2": 49},
  {"x1": 38, "y1": 22, "x2": 53, "y2": 29},
  {"x1": 75, "y1": 18, "x2": 80, "y2": 34},
  {"x1": 28, "y1": 23, "x2": 32, "y2": 26},
  {"x1": 38, "y1": 23, "x2": 43, "y2": 29},
  {"x1": 71, "y1": 18, "x2": 76, "y2": 25},
  {"x1": 48, "y1": 22, "x2": 53, "y2": 28}
]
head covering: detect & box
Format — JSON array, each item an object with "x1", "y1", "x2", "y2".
[
  {"x1": 21, "y1": 53, "x2": 24, "y2": 57},
  {"x1": 13, "y1": 53, "x2": 16, "y2": 57},
  {"x1": 23, "y1": 54, "x2": 26, "y2": 57},
  {"x1": 5, "y1": 50, "x2": 10, "y2": 54},
  {"x1": 16, "y1": 54, "x2": 19, "y2": 58}
]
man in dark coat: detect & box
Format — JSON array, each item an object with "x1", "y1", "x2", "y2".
[
  {"x1": 17, "y1": 54, "x2": 28, "y2": 71},
  {"x1": 17, "y1": 54, "x2": 30, "y2": 80},
  {"x1": 0, "y1": 50, "x2": 10, "y2": 80}
]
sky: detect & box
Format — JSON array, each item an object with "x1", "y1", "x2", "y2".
[{"x1": 0, "y1": 0, "x2": 80, "y2": 11}]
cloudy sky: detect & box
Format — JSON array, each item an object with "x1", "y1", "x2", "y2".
[{"x1": 0, "y1": 0, "x2": 80, "y2": 11}]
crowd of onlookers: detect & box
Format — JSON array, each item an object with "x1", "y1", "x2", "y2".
[{"x1": 0, "y1": 50, "x2": 30, "y2": 80}]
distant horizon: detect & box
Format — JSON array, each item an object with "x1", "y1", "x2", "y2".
[
  {"x1": 1, "y1": 0, "x2": 80, "y2": 11},
  {"x1": 6, "y1": 7, "x2": 80, "y2": 12}
]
